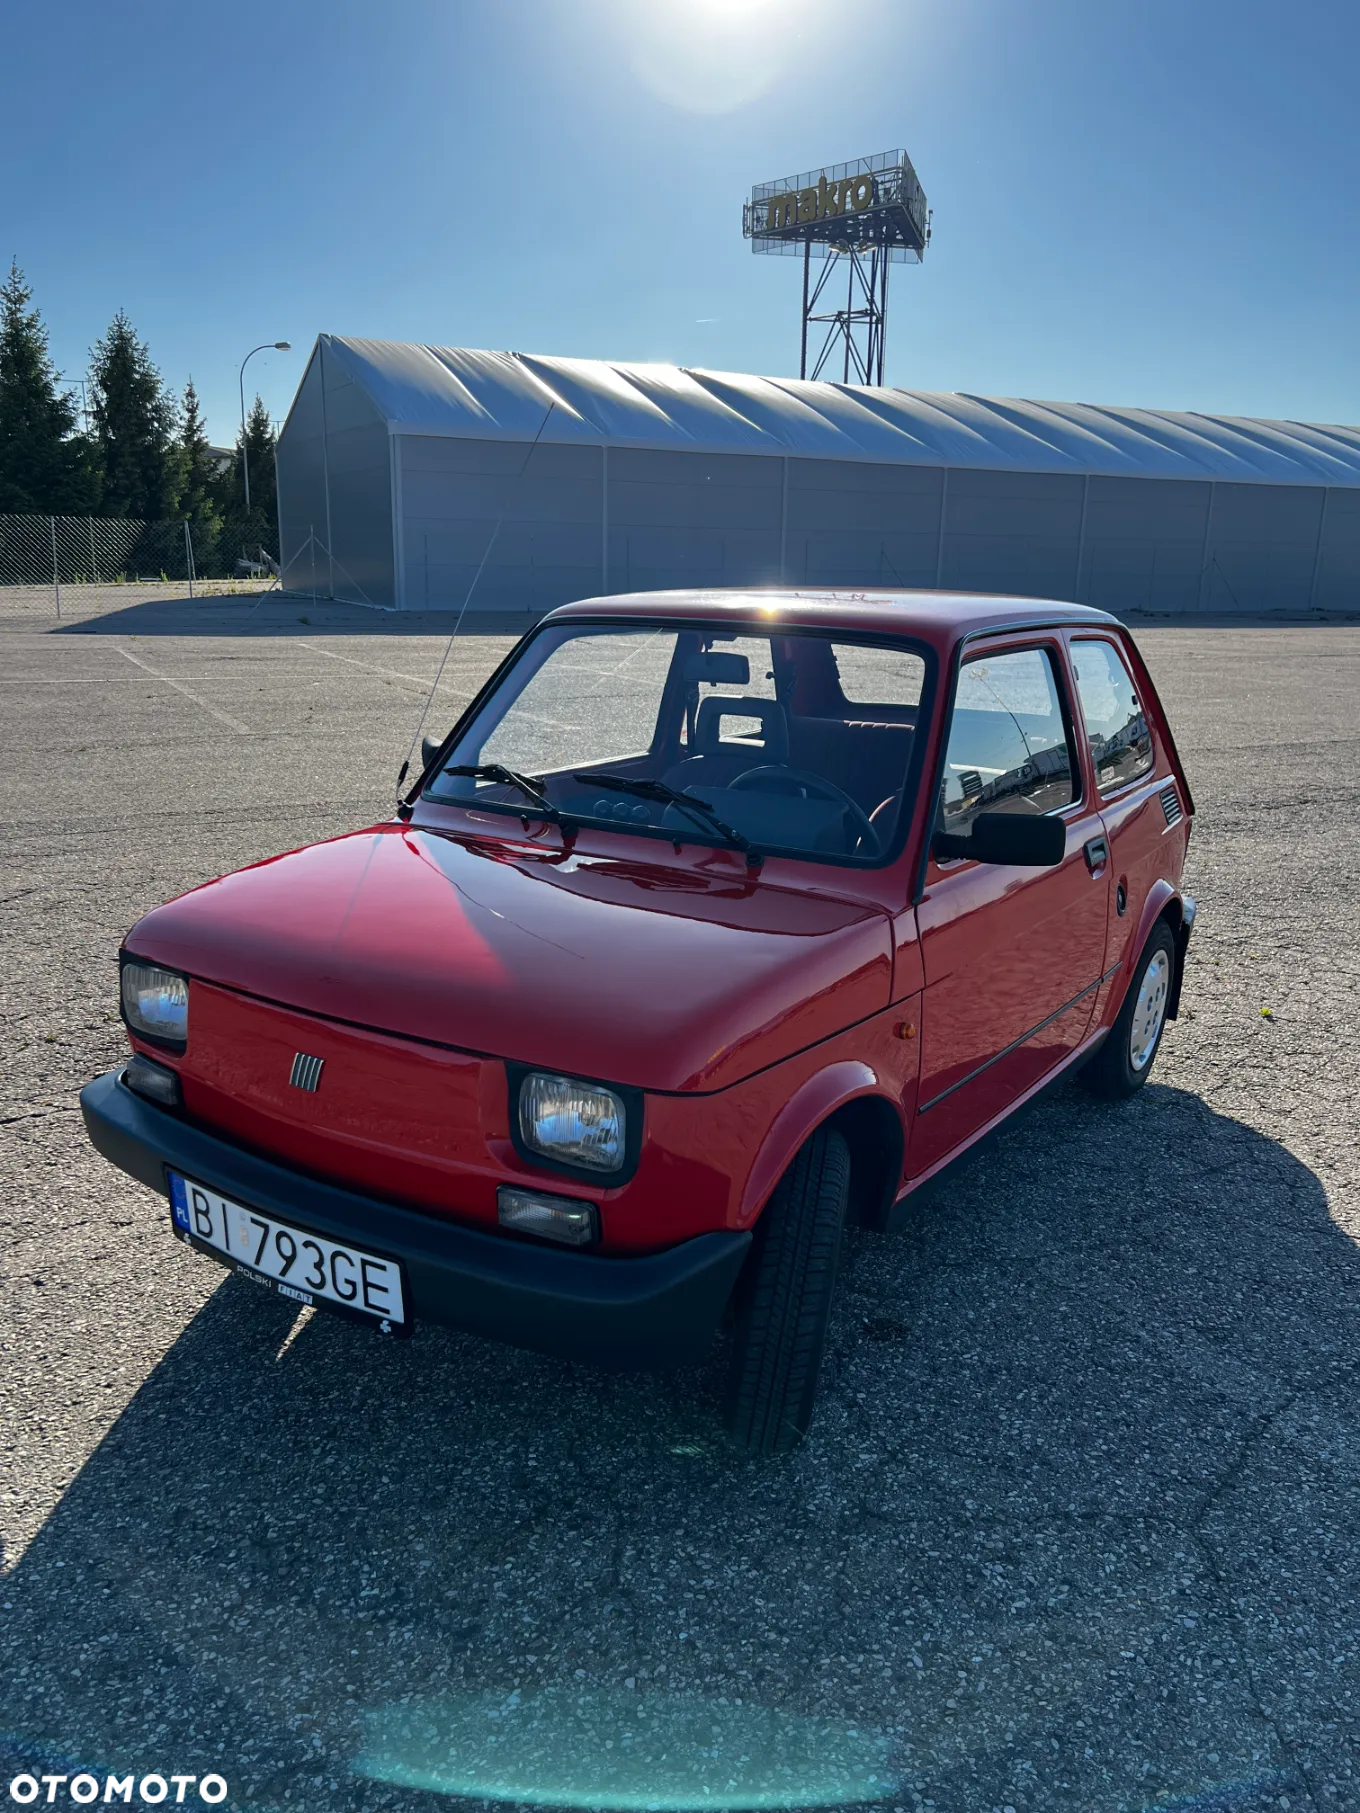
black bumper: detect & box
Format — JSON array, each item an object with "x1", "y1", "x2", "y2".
[
  {"x1": 1167, "y1": 894, "x2": 1197, "y2": 1020},
  {"x1": 80, "y1": 1068, "x2": 750, "y2": 1369}
]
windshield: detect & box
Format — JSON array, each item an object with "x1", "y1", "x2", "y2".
[{"x1": 423, "y1": 622, "x2": 930, "y2": 865}]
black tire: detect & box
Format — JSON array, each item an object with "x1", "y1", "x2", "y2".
[
  {"x1": 724, "y1": 1125, "x2": 850, "y2": 1455},
  {"x1": 1083, "y1": 919, "x2": 1177, "y2": 1100}
]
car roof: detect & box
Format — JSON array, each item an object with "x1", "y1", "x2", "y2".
[{"x1": 544, "y1": 587, "x2": 1121, "y2": 647}]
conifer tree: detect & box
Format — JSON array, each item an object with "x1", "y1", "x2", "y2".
[
  {"x1": 243, "y1": 393, "x2": 278, "y2": 543},
  {"x1": 0, "y1": 260, "x2": 99, "y2": 513},
  {"x1": 216, "y1": 392, "x2": 278, "y2": 570},
  {"x1": 89, "y1": 310, "x2": 179, "y2": 520},
  {"x1": 177, "y1": 377, "x2": 221, "y2": 573}
]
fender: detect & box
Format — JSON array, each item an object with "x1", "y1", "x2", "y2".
[
  {"x1": 736, "y1": 1060, "x2": 897, "y2": 1227},
  {"x1": 1105, "y1": 879, "x2": 1187, "y2": 1028}
]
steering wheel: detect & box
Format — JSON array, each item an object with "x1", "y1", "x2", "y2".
[{"x1": 728, "y1": 764, "x2": 880, "y2": 856}]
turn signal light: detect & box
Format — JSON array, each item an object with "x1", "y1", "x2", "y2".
[
  {"x1": 123, "y1": 1054, "x2": 183, "y2": 1109},
  {"x1": 497, "y1": 1186, "x2": 598, "y2": 1248}
]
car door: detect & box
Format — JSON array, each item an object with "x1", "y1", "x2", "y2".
[{"x1": 910, "y1": 637, "x2": 1112, "y2": 1177}]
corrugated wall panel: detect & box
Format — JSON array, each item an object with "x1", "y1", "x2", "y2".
[
  {"x1": 276, "y1": 349, "x2": 330, "y2": 596},
  {"x1": 323, "y1": 343, "x2": 395, "y2": 608},
  {"x1": 606, "y1": 448, "x2": 782, "y2": 594},
  {"x1": 399, "y1": 434, "x2": 603, "y2": 613},
  {"x1": 1314, "y1": 488, "x2": 1360, "y2": 611},
  {"x1": 1204, "y1": 483, "x2": 1325, "y2": 613},
  {"x1": 941, "y1": 470, "x2": 1085, "y2": 599},
  {"x1": 1081, "y1": 477, "x2": 1211, "y2": 615},
  {"x1": 786, "y1": 458, "x2": 942, "y2": 587}
]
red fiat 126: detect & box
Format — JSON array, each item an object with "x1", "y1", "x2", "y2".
[{"x1": 83, "y1": 590, "x2": 1195, "y2": 1451}]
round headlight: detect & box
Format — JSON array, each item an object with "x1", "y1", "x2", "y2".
[
  {"x1": 121, "y1": 961, "x2": 189, "y2": 1045},
  {"x1": 519, "y1": 1072, "x2": 625, "y2": 1173}
]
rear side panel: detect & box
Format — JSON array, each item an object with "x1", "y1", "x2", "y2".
[
  {"x1": 1095, "y1": 779, "x2": 1188, "y2": 1004},
  {"x1": 1061, "y1": 630, "x2": 1191, "y2": 1029}
]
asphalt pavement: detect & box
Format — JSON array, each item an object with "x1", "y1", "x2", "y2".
[{"x1": 1, "y1": 590, "x2": 1357, "y2": 1813}]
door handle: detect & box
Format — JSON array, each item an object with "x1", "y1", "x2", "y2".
[{"x1": 1083, "y1": 836, "x2": 1109, "y2": 873}]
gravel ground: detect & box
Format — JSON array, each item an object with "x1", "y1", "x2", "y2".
[{"x1": 1, "y1": 594, "x2": 1357, "y2": 1813}]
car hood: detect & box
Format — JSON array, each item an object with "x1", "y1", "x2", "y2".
[{"x1": 126, "y1": 825, "x2": 893, "y2": 1092}]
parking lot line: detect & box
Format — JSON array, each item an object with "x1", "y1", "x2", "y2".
[
  {"x1": 116, "y1": 646, "x2": 251, "y2": 734},
  {"x1": 294, "y1": 638, "x2": 476, "y2": 703}
]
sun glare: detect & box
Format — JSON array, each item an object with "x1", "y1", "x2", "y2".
[
  {"x1": 619, "y1": 0, "x2": 811, "y2": 114},
  {"x1": 686, "y1": 0, "x2": 780, "y2": 15}
]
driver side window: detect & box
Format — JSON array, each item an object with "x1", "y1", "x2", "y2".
[{"x1": 939, "y1": 647, "x2": 1077, "y2": 836}]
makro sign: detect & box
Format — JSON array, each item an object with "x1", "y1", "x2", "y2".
[{"x1": 762, "y1": 170, "x2": 877, "y2": 234}]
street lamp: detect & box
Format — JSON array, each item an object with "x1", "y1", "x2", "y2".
[{"x1": 238, "y1": 341, "x2": 291, "y2": 512}]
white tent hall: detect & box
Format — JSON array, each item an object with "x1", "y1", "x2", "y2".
[{"x1": 275, "y1": 335, "x2": 1360, "y2": 616}]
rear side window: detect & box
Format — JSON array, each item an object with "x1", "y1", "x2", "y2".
[
  {"x1": 1071, "y1": 639, "x2": 1154, "y2": 792},
  {"x1": 828, "y1": 643, "x2": 926, "y2": 710},
  {"x1": 939, "y1": 647, "x2": 1076, "y2": 834}
]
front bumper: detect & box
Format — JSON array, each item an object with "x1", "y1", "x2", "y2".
[{"x1": 80, "y1": 1068, "x2": 750, "y2": 1369}]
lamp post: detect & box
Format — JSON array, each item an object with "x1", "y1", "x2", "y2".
[{"x1": 238, "y1": 341, "x2": 291, "y2": 512}]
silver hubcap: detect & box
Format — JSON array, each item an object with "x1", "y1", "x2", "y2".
[{"x1": 1129, "y1": 949, "x2": 1170, "y2": 1071}]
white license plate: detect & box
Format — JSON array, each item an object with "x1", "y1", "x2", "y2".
[{"x1": 167, "y1": 1172, "x2": 407, "y2": 1330}]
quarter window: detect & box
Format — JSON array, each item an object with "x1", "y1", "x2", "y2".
[
  {"x1": 828, "y1": 642, "x2": 926, "y2": 711},
  {"x1": 938, "y1": 647, "x2": 1077, "y2": 835},
  {"x1": 1070, "y1": 639, "x2": 1154, "y2": 792}
]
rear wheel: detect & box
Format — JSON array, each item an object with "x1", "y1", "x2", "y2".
[
  {"x1": 1083, "y1": 920, "x2": 1177, "y2": 1099},
  {"x1": 724, "y1": 1126, "x2": 850, "y2": 1454}
]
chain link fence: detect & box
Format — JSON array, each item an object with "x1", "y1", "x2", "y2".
[{"x1": 0, "y1": 513, "x2": 279, "y2": 617}]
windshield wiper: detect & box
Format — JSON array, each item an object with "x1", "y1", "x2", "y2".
[
  {"x1": 444, "y1": 764, "x2": 570, "y2": 823},
  {"x1": 574, "y1": 772, "x2": 759, "y2": 863}
]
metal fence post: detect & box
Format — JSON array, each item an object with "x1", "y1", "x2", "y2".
[
  {"x1": 51, "y1": 516, "x2": 61, "y2": 618},
  {"x1": 184, "y1": 521, "x2": 194, "y2": 598}
]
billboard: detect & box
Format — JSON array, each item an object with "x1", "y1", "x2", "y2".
[{"x1": 743, "y1": 149, "x2": 930, "y2": 263}]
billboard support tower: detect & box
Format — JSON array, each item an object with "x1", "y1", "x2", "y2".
[
  {"x1": 802, "y1": 242, "x2": 891, "y2": 385},
  {"x1": 745, "y1": 150, "x2": 930, "y2": 386}
]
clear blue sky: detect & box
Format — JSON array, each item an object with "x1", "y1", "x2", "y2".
[{"x1": 6, "y1": 0, "x2": 1357, "y2": 445}]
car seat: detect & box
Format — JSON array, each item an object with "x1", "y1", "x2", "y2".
[{"x1": 663, "y1": 696, "x2": 791, "y2": 793}]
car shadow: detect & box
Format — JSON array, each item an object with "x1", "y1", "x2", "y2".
[
  {"x1": 1, "y1": 1082, "x2": 1355, "y2": 1813},
  {"x1": 53, "y1": 595, "x2": 544, "y2": 639}
]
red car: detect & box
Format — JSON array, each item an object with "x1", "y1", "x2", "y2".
[{"x1": 82, "y1": 590, "x2": 1195, "y2": 1452}]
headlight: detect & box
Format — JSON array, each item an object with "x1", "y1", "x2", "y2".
[
  {"x1": 121, "y1": 960, "x2": 189, "y2": 1046},
  {"x1": 518, "y1": 1071, "x2": 625, "y2": 1173}
]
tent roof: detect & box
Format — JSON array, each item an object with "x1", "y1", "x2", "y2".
[{"x1": 311, "y1": 335, "x2": 1360, "y2": 489}]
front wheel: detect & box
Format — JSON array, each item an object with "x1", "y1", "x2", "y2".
[
  {"x1": 1083, "y1": 919, "x2": 1177, "y2": 1099},
  {"x1": 724, "y1": 1125, "x2": 850, "y2": 1455}
]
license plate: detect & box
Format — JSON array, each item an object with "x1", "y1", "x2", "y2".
[{"x1": 167, "y1": 1172, "x2": 408, "y2": 1331}]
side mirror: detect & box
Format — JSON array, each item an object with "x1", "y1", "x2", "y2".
[
  {"x1": 421, "y1": 732, "x2": 444, "y2": 773},
  {"x1": 933, "y1": 811, "x2": 1066, "y2": 867}
]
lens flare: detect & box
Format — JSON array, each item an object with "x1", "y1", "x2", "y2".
[{"x1": 355, "y1": 1688, "x2": 901, "y2": 1810}]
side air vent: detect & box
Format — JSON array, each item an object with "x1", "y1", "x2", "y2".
[
  {"x1": 289, "y1": 1051, "x2": 324, "y2": 1093},
  {"x1": 1159, "y1": 783, "x2": 1183, "y2": 828}
]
